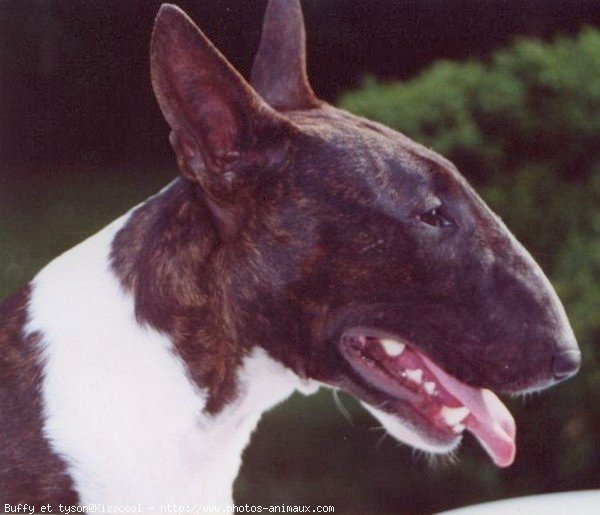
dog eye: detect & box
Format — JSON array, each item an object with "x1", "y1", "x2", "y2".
[{"x1": 418, "y1": 207, "x2": 455, "y2": 228}]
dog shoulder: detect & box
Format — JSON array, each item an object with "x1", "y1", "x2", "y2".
[{"x1": 0, "y1": 285, "x2": 79, "y2": 503}]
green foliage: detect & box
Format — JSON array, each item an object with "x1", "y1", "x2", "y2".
[{"x1": 341, "y1": 27, "x2": 600, "y2": 184}]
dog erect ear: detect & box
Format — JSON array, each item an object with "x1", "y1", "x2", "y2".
[
  {"x1": 150, "y1": 4, "x2": 289, "y2": 216},
  {"x1": 251, "y1": 0, "x2": 320, "y2": 111}
]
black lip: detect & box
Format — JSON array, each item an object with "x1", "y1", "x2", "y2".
[{"x1": 342, "y1": 326, "x2": 410, "y2": 343}]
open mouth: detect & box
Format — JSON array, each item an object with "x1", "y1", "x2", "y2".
[{"x1": 339, "y1": 329, "x2": 516, "y2": 467}]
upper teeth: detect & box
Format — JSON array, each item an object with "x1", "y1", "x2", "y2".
[
  {"x1": 380, "y1": 339, "x2": 405, "y2": 357},
  {"x1": 406, "y1": 368, "x2": 423, "y2": 383},
  {"x1": 440, "y1": 406, "x2": 470, "y2": 426},
  {"x1": 424, "y1": 381, "x2": 436, "y2": 395}
]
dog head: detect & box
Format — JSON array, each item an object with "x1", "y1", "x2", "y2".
[{"x1": 150, "y1": 0, "x2": 580, "y2": 467}]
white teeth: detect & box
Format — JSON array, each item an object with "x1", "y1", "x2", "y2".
[
  {"x1": 440, "y1": 406, "x2": 470, "y2": 426},
  {"x1": 380, "y1": 339, "x2": 405, "y2": 357},
  {"x1": 406, "y1": 368, "x2": 423, "y2": 383},
  {"x1": 453, "y1": 423, "x2": 466, "y2": 434},
  {"x1": 424, "y1": 381, "x2": 436, "y2": 395}
]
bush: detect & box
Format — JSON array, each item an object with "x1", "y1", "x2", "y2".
[{"x1": 340, "y1": 28, "x2": 600, "y2": 184}]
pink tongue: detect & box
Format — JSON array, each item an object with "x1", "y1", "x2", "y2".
[{"x1": 421, "y1": 355, "x2": 516, "y2": 467}]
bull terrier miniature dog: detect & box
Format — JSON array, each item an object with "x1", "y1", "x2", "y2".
[{"x1": 0, "y1": 0, "x2": 581, "y2": 506}]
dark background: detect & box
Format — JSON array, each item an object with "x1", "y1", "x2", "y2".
[
  {"x1": 1, "y1": 0, "x2": 599, "y2": 170},
  {"x1": 1, "y1": 1, "x2": 599, "y2": 514}
]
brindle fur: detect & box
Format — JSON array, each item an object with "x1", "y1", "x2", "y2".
[
  {"x1": 0, "y1": 0, "x2": 579, "y2": 503},
  {"x1": 0, "y1": 287, "x2": 78, "y2": 503}
]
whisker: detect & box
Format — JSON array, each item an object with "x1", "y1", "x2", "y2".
[
  {"x1": 332, "y1": 389, "x2": 353, "y2": 424},
  {"x1": 376, "y1": 430, "x2": 388, "y2": 450}
]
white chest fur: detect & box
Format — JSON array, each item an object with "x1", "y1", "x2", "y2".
[{"x1": 27, "y1": 212, "x2": 305, "y2": 505}]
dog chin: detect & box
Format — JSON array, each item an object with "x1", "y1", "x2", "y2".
[{"x1": 361, "y1": 402, "x2": 461, "y2": 455}]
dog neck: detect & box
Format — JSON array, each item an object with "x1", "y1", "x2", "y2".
[
  {"x1": 111, "y1": 178, "x2": 249, "y2": 413},
  {"x1": 26, "y1": 180, "x2": 309, "y2": 504}
]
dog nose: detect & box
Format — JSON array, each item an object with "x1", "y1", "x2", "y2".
[{"x1": 552, "y1": 349, "x2": 581, "y2": 381}]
